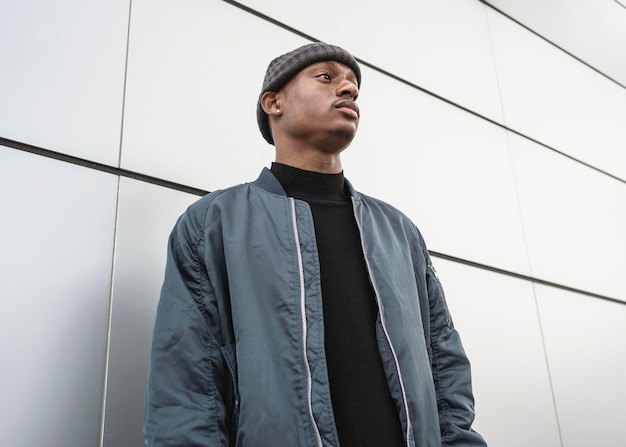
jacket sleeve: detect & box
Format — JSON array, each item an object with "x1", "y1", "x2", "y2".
[
  {"x1": 144, "y1": 208, "x2": 231, "y2": 447},
  {"x1": 423, "y1": 249, "x2": 488, "y2": 446}
]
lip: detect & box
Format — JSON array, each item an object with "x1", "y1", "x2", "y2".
[{"x1": 334, "y1": 99, "x2": 360, "y2": 118}]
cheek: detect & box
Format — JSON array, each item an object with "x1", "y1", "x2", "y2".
[
  {"x1": 291, "y1": 94, "x2": 317, "y2": 113},
  {"x1": 291, "y1": 88, "x2": 325, "y2": 112},
  {"x1": 286, "y1": 99, "x2": 319, "y2": 124}
]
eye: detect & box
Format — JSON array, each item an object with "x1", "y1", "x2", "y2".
[{"x1": 316, "y1": 72, "x2": 331, "y2": 81}]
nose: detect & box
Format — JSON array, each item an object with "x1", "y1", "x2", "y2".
[{"x1": 336, "y1": 78, "x2": 359, "y2": 101}]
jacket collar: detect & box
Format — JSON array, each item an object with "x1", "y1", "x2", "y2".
[
  {"x1": 253, "y1": 167, "x2": 360, "y2": 199},
  {"x1": 253, "y1": 167, "x2": 287, "y2": 195}
]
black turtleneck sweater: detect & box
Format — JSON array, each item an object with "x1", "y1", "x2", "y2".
[{"x1": 271, "y1": 163, "x2": 405, "y2": 447}]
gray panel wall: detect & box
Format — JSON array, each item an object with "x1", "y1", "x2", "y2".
[{"x1": 1, "y1": 1, "x2": 624, "y2": 446}]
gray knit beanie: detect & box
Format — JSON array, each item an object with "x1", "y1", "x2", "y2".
[{"x1": 257, "y1": 42, "x2": 362, "y2": 145}]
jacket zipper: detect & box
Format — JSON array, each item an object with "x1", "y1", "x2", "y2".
[
  {"x1": 290, "y1": 198, "x2": 323, "y2": 447},
  {"x1": 351, "y1": 198, "x2": 412, "y2": 447}
]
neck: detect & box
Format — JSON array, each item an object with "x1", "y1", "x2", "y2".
[
  {"x1": 273, "y1": 133, "x2": 351, "y2": 174},
  {"x1": 274, "y1": 147, "x2": 343, "y2": 174}
]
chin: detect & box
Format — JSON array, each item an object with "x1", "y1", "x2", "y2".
[{"x1": 329, "y1": 128, "x2": 357, "y2": 144}]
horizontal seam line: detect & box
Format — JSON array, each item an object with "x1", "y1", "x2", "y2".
[
  {"x1": 430, "y1": 251, "x2": 625, "y2": 305},
  {"x1": 0, "y1": 136, "x2": 209, "y2": 196}
]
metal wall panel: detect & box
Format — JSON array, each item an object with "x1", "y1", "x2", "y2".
[
  {"x1": 487, "y1": 8, "x2": 626, "y2": 180},
  {"x1": 120, "y1": 0, "x2": 307, "y2": 191},
  {"x1": 0, "y1": 1, "x2": 129, "y2": 165},
  {"x1": 509, "y1": 132, "x2": 626, "y2": 301},
  {"x1": 537, "y1": 285, "x2": 626, "y2": 446},
  {"x1": 487, "y1": 0, "x2": 626, "y2": 87},
  {"x1": 0, "y1": 147, "x2": 118, "y2": 447}
]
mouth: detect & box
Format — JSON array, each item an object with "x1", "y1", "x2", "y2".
[{"x1": 334, "y1": 99, "x2": 360, "y2": 118}]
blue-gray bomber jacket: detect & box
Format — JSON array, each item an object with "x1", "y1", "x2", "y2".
[{"x1": 144, "y1": 168, "x2": 487, "y2": 447}]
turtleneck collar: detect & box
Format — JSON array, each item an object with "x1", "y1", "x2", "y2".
[{"x1": 270, "y1": 162, "x2": 349, "y2": 203}]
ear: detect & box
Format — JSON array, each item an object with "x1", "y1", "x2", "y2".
[{"x1": 261, "y1": 91, "x2": 280, "y2": 115}]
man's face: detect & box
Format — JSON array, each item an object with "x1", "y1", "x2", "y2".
[{"x1": 274, "y1": 61, "x2": 360, "y2": 150}]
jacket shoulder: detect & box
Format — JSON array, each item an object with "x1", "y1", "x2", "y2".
[
  {"x1": 182, "y1": 182, "x2": 252, "y2": 219},
  {"x1": 171, "y1": 182, "x2": 254, "y2": 245}
]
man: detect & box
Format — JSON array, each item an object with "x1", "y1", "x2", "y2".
[{"x1": 144, "y1": 42, "x2": 487, "y2": 447}]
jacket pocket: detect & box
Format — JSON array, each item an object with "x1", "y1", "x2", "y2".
[{"x1": 221, "y1": 343, "x2": 240, "y2": 444}]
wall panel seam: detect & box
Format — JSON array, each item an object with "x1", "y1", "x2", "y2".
[
  {"x1": 99, "y1": 176, "x2": 123, "y2": 447},
  {"x1": 430, "y1": 251, "x2": 625, "y2": 305},
  {"x1": 100, "y1": 1, "x2": 134, "y2": 446},
  {"x1": 1, "y1": 137, "x2": 208, "y2": 196}
]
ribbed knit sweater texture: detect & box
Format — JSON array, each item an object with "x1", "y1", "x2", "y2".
[{"x1": 271, "y1": 163, "x2": 404, "y2": 447}]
